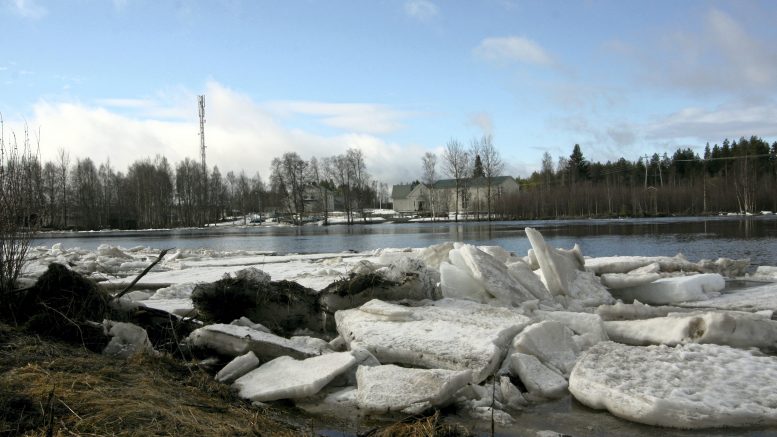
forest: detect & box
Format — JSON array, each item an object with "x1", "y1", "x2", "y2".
[
  {"x1": 509, "y1": 136, "x2": 777, "y2": 219},
  {"x1": 4, "y1": 124, "x2": 777, "y2": 230}
]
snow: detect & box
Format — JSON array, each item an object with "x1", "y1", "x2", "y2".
[
  {"x1": 611, "y1": 273, "x2": 725, "y2": 305},
  {"x1": 335, "y1": 298, "x2": 532, "y2": 383},
  {"x1": 569, "y1": 341, "x2": 777, "y2": 428},
  {"x1": 511, "y1": 320, "x2": 580, "y2": 376},
  {"x1": 233, "y1": 352, "x2": 356, "y2": 402},
  {"x1": 215, "y1": 351, "x2": 260, "y2": 383},
  {"x1": 355, "y1": 364, "x2": 471, "y2": 414},
  {"x1": 508, "y1": 352, "x2": 568, "y2": 399}
]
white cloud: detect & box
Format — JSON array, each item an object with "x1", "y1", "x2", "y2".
[
  {"x1": 474, "y1": 36, "x2": 554, "y2": 67},
  {"x1": 265, "y1": 101, "x2": 410, "y2": 135},
  {"x1": 13, "y1": 82, "x2": 425, "y2": 185},
  {"x1": 645, "y1": 103, "x2": 777, "y2": 141},
  {"x1": 9, "y1": 0, "x2": 47, "y2": 19},
  {"x1": 404, "y1": 0, "x2": 438, "y2": 22},
  {"x1": 469, "y1": 112, "x2": 493, "y2": 136},
  {"x1": 629, "y1": 8, "x2": 777, "y2": 95}
]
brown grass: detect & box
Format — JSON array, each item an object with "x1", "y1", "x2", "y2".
[
  {"x1": 0, "y1": 323, "x2": 308, "y2": 436},
  {"x1": 360, "y1": 411, "x2": 472, "y2": 437}
]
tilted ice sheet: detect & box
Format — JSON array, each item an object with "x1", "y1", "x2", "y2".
[
  {"x1": 355, "y1": 364, "x2": 471, "y2": 414},
  {"x1": 605, "y1": 311, "x2": 777, "y2": 350},
  {"x1": 569, "y1": 341, "x2": 777, "y2": 428},
  {"x1": 335, "y1": 298, "x2": 532, "y2": 383},
  {"x1": 611, "y1": 273, "x2": 725, "y2": 305},
  {"x1": 233, "y1": 352, "x2": 356, "y2": 402},
  {"x1": 678, "y1": 282, "x2": 777, "y2": 312}
]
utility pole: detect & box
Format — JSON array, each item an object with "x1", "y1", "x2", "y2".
[{"x1": 198, "y1": 95, "x2": 208, "y2": 225}]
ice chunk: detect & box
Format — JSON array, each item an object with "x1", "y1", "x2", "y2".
[
  {"x1": 439, "y1": 261, "x2": 489, "y2": 303},
  {"x1": 233, "y1": 352, "x2": 356, "y2": 401},
  {"x1": 102, "y1": 320, "x2": 155, "y2": 359},
  {"x1": 505, "y1": 260, "x2": 553, "y2": 301},
  {"x1": 585, "y1": 255, "x2": 697, "y2": 275},
  {"x1": 612, "y1": 273, "x2": 725, "y2": 305},
  {"x1": 679, "y1": 282, "x2": 777, "y2": 312},
  {"x1": 567, "y1": 271, "x2": 614, "y2": 307},
  {"x1": 569, "y1": 342, "x2": 777, "y2": 428},
  {"x1": 605, "y1": 311, "x2": 777, "y2": 350},
  {"x1": 150, "y1": 282, "x2": 197, "y2": 300},
  {"x1": 525, "y1": 228, "x2": 583, "y2": 296},
  {"x1": 449, "y1": 244, "x2": 537, "y2": 304},
  {"x1": 355, "y1": 364, "x2": 471, "y2": 414},
  {"x1": 600, "y1": 272, "x2": 661, "y2": 289},
  {"x1": 511, "y1": 321, "x2": 579, "y2": 376},
  {"x1": 335, "y1": 298, "x2": 531, "y2": 383},
  {"x1": 751, "y1": 266, "x2": 777, "y2": 281},
  {"x1": 419, "y1": 242, "x2": 454, "y2": 269},
  {"x1": 534, "y1": 310, "x2": 608, "y2": 345},
  {"x1": 230, "y1": 316, "x2": 271, "y2": 333},
  {"x1": 499, "y1": 376, "x2": 528, "y2": 409},
  {"x1": 187, "y1": 324, "x2": 324, "y2": 360},
  {"x1": 215, "y1": 351, "x2": 260, "y2": 383},
  {"x1": 508, "y1": 352, "x2": 568, "y2": 399},
  {"x1": 596, "y1": 300, "x2": 694, "y2": 321}
]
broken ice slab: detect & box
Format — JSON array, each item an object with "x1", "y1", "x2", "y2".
[
  {"x1": 215, "y1": 351, "x2": 260, "y2": 383},
  {"x1": 355, "y1": 364, "x2": 471, "y2": 414},
  {"x1": 335, "y1": 298, "x2": 531, "y2": 383},
  {"x1": 605, "y1": 311, "x2": 777, "y2": 351},
  {"x1": 511, "y1": 320, "x2": 579, "y2": 376},
  {"x1": 569, "y1": 341, "x2": 777, "y2": 428},
  {"x1": 525, "y1": 227, "x2": 583, "y2": 296},
  {"x1": 678, "y1": 282, "x2": 777, "y2": 312},
  {"x1": 507, "y1": 352, "x2": 568, "y2": 400},
  {"x1": 187, "y1": 323, "x2": 330, "y2": 360},
  {"x1": 233, "y1": 352, "x2": 356, "y2": 402},
  {"x1": 610, "y1": 273, "x2": 725, "y2": 305}
]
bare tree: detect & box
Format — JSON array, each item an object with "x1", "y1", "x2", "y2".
[
  {"x1": 421, "y1": 152, "x2": 438, "y2": 220},
  {"x1": 443, "y1": 139, "x2": 469, "y2": 221},
  {"x1": 271, "y1": 152, "x2": 308, "y2": 224},
  {"x1": 308, "y1": 157, "x2": 330, "y2": 224},
  {"x1": 57, "y1": 148, "x2": 70, "y2": 228},
  {"x1": 479, "y1": 135, "x2": 504, "y2": 220},
  {"x1": 0, "y1": 119, "x2": 41, "y2": 293}
]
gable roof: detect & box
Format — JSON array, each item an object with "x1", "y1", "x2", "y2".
[{"x1": 390, "y1": 183, "x2": 415, "y2": 200}]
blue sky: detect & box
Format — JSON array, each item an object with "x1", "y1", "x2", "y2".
[{"x1": 2, "y1": 0, "x2": 777, "y2": 184}]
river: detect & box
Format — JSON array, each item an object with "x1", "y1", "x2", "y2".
[{"x1": 34, "y1": 215, "x2": 777, "y2": 267}]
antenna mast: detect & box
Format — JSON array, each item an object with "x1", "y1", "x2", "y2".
[{"x1": 198, "y1": 95, "x2": 207, "y2": 175}]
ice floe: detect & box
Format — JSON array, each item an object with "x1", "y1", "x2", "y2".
[{"x1": 569, "y1": 341, "x2": 777, "y2": 428}]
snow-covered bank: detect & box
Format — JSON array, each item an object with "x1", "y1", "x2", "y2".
[{"x1": 18, "y1": 228, "x2": 777, "y2": 432}]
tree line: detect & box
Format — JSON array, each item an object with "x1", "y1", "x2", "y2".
[
  {"x1": 509, "y1": 136, "x2": 777, "y2": 218},
  {"x1": 11, "y1": 142, "x2": 389, "y2": 230}
]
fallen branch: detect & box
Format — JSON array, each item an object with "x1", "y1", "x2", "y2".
[{"x1": 111, "y1": 248, "x2": 172, "y2": 302}]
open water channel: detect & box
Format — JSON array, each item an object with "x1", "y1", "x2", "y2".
[{"x1": 35, "y1": 215, "x2": 777, "y2": 268}]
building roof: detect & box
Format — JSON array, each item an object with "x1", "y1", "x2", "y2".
[
  {"x1": 390, "y1": 183, "x2": 416, "y2": 200},
  {"x1": 432, "y1": 176, "x2": 515, "y2": 189}
]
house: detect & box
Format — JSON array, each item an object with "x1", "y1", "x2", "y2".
[
  {"x1": 391, "y1": 176, "x2": 519, "y2": 215},
  {"x1": 391, "y1": 183, "x2": 424, "y2": 214}
]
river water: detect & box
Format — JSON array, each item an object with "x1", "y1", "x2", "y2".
[{"x1": 34, "y1": 215, "x2": 777, "y2": 267}]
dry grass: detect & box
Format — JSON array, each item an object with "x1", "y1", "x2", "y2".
[
  {"x1": 360, "y1": 411, "x2": 472, "y2": 437},
  {"x1": 0, "y1": 323, "x2": 307, "y2": 436}
]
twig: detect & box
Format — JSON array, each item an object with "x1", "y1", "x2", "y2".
[
  {"x1": 111, "y1": 248, "x2": 172, "y2": 302},
  {"x1": 58, "y1": 398, "x2": 82, "y2": 421},
  {"x1": 45, "y1": 388, "x2": 55, "y2": 437}
]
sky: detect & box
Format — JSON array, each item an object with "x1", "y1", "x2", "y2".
[{"x1": 2, "y1": 0, "x2": 777, "y2": 185}]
